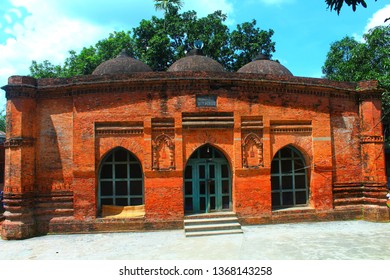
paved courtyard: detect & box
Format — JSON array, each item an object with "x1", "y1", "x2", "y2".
[{"x1": 0, "y1": 220, "x2": 389, "y2": 260}]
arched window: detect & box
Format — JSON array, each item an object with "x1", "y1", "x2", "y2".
[
  {"x1": 271, "y1": 146, "x2": 309, "y2": 209},
  {"x1": 99, "y1": 148, "x2": 143, "y2": 209}
]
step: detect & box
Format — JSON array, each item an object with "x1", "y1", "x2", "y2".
[
  {"x1": 184, "y1": 211, "x2": 237, "y2": 220},
  {"x1": 184, "y1": 212, "x2": 243, "y2": 237},
  {"x1": 184, "y1": 216, "x2": 239, "y2": 225},
  {"x1": 186, "y1": 229, "x2": 243, "y2": 237},
  {"x1": 185, "y1": 222, "x2": 242, "y2": 232}
]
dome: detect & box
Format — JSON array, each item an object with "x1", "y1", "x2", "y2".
[
  {"x1": 237, "y1": 54, "x2": 293, "y2": 76},
  {"x1": 167, "y1": 49, "x2": 225, "y2": 72},
  {"x1": 92, "y1": 50, "x2": 152, "y2": 75}
]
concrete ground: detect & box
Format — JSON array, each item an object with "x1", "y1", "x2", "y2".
[{"x1": 0, "y1": 220, "x2": 389, "y2": 260}]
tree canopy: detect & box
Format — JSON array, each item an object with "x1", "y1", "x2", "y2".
[
  {"x1": 154, "y1": 0, "x2": 183, "y2": 14},
  {"x1": 30, "y1": 8, "x2": 275, "y2": 77},
  {"x1": 326, "y1": 0, "x2": 376, "y2": 13},
  {"x1": 322, "y1": 25, "x2": 390, "y2": 118},
  {"x1": 326, "y1": 0, "x2": 389, "y2": 21}
]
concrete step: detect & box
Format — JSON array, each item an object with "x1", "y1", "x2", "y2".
[
  {"x1": 184, "y1": 212, "x2": 243, "y2": 237},
  {"x1": 186, "y1": 229, "x2": 243, "y2": 237},
  {"x1": 185, "y1": 222, "x2": 242, "y2": 232},
  {"x1": 184, "y1": 211, "x2": 237, "y2": 219},
  {"x1": 184, "y1": 216, "x2": 239, "y2": 225}
]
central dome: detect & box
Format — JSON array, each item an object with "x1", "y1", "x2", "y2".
[
  {"x1": 167, "y1": 49, "x2": 225, "y2": 72},
  {"x1": 238, "y1": 54, "x2": 293, "y2": 76},
  {"x1": 92, "y1": 50, "x2": 152, "y2": 75}
]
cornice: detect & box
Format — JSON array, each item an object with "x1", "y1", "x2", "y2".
[
  {"x1": 33, "y1": 77, "x2": 362, "y2": 101},
  {"x1": 4, "y1": 85, "x2": 37, "y2": 99},
  {"x1": 4, "y1": 73, "x2": 379, "y2": 101}
]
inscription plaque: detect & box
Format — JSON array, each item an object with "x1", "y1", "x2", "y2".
[{"x1": 196, "y1": 95, "x2": 217, "y2": 107}]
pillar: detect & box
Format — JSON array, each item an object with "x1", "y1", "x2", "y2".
[{"x1": 1, "y1": 76, "x2": 37, "y2": 239}]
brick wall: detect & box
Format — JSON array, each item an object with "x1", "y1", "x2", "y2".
[{"x1": 1, "y1": 73, "x2": 388, "y2": 239}]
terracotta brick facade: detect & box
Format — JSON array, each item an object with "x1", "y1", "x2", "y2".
[{"x1": 1, "y1": 69, "x2": 389, "y2": 240}]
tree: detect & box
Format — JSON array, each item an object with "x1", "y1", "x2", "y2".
[
  {"x1": 326, "y1": 0, "x2": 389, "y2": 21},
  {"x1": 154, "y1": 0, "x2": 183, "y2": 14},
  {"x1": 30, "y1": 8, "x2": 275, "y2": 76},
  {"x1": 154, "y1": 0, "x2": 184, "y2": 29},
  {"x1": 230, "y1": 20, "x2": 275, "y2": 72},
  {"x1": 322, "y1": 25, "x2": 390, "y2": 118},
  {"x1": 132, "y1": 8, "x2": 275, "y2": 71},
  {"x1": 30, "y1": 60, "x2": 64, "y2": 78},
  {"x1": 326, "y1": 0, "x2": 373, "y2": 13},
  {"x1": 0, "y1": 109, "x2": 5, "y2": 132}
]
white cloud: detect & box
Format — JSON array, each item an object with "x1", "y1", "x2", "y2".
[
  {"x1": 2, "y1": 1, "x2": 110, "y2": 65},
  {"x1": 364, "y1": 4, "x2": 390, "y2": 33},
  {"x1": 0, "y1": 0, "x2": 234, "y2": 108},
  {"x1": 353, "y1": 5, "x2": 390, "y2": 42},
  {"x1": 0, "y1": 0, "x2": 117, "y2": 107},
  {"x1": 0, "y1": 0, "x2": 234, "y2": 82},
  {"x1": 4, "y1": 14, "x2": 12, "y2": 24}
]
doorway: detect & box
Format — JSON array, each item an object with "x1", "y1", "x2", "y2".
[{"x1": 184, "y1": 144, "x2": 231, "y2": 214}]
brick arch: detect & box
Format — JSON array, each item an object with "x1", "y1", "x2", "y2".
[
  {"x1": 272, "y1": 144, "x2": 311, "y2": 168},
  {"x1": 99, "y1": 146, "x2": 126, "y2": 163},
  {"x1": 98, "y1": 138, "x2": 144, "y2": 165},
  {"x1": 98, "y1": 146, "x2": 143, "y2": 173},
  {"x1": 184, "y1": 143, "x2": 232, "y2": 170}
]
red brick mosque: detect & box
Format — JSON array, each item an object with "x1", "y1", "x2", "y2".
[{"x1": 1, "y1": 48, "x2": 389, "y2": 239}]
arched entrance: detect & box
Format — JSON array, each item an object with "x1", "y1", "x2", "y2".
[
  {"x1": 184, "y1": 144, "x2": 231, "y2": 214},
  {"x1": 98, "y1": 147, "x2": 144, "y2": 210},
  {"x1": 271, "y1": 146, "x2": 309, "y2": 209}
]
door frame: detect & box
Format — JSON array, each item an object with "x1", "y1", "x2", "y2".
[{"x1": 184, "y1": 144, "x2": 232, "y2": 214}]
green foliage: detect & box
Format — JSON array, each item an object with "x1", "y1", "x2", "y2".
[
  {"x1": 0, "y1": 109, "x2": 6, "y2": 132},
  {"x1": 325, "y1": 0, "x2": 388, "y2": 22},
  {"x1": 322, "y1": 25, "x2": 390, "y2": 119},
  {"x1": 326, "y1": 0, "x2": 373, "y2": 13},
  {"x1": 30, "y1": 60, "x2": 64, "y2": 78},
  {"x1": 132, "y1": 16, "x2": 174, "y2": 71},
  {"x1": 230, "y1": 20, "x2": 275, "y2": 71},
  {"x1": 29, "y1": 7, "x2": 275, "y2": 77},
  {"x1": 154, "y1": 0, "x2": 183, "y2": 14},
  {"x1": 133, "y1": 8, "x2": 275, "y2": 71}
]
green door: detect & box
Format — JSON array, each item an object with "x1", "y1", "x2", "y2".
[{"x1": 184, "y1": 145, "x2": 231, "y2": 213}]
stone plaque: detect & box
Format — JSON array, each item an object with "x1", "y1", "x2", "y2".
[{"x1": 196, "y1": 95, "x2": 217, "y2": 107}]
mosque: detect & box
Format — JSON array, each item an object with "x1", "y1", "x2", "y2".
[{"x1": 1, "y1": 46, "x2": 389, "y2": 239}]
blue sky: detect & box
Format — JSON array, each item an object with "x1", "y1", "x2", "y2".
[{"x1": 0, "y1": 0, "x2": 389, "y2": 109}]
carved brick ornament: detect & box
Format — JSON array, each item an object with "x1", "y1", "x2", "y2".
[
  {"x1": 242, "y1": 133, "x2": 263, "y2": 168},
  {"x1": 360, "y1": 135, "x2": 384, "y2": 144},
  {"x1": 152, "y1": 134, "x2": 175, "y2": 170}
]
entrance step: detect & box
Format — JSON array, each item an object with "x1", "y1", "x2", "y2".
[{"x1": 184, "y1": 212, "x2": 243, "y2": 237}]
